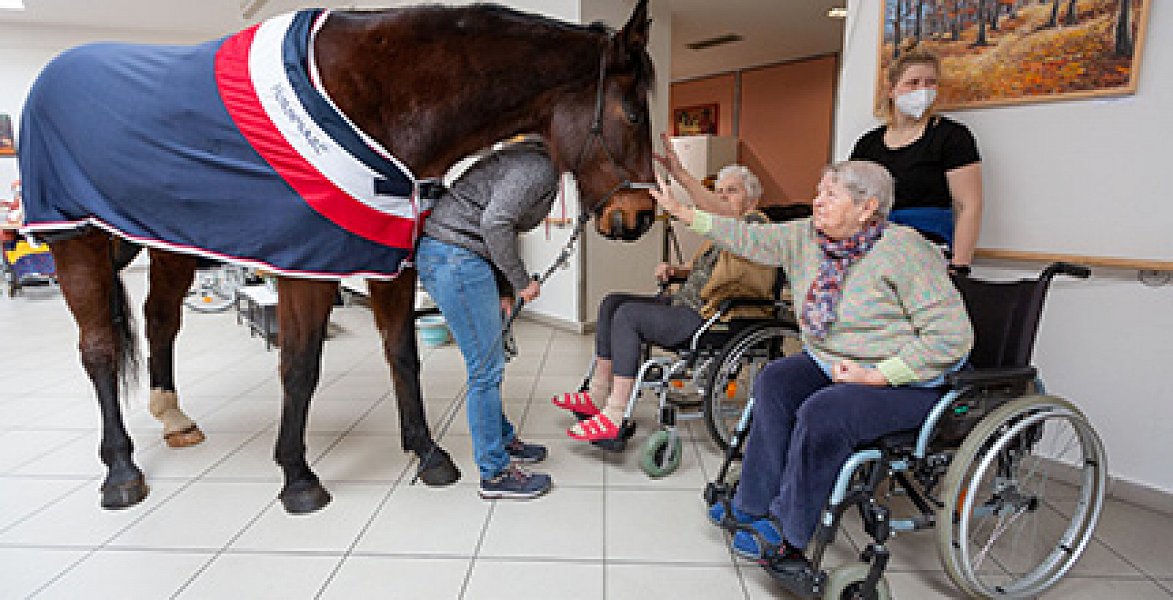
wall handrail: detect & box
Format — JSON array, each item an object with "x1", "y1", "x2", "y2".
[{"x1": 975, "y1": 248, "x2": 1173, "y2": 272}]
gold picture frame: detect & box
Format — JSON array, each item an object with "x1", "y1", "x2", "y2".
[{"x1": 878, "y1": 0, "x2": 1151, "y2": 110}]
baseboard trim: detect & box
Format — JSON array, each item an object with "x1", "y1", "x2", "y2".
[
  {"x1": 1043, "y1": 457, "x2": 1172, "y2": 515},
  {"x1": 518, "y1": 311, "x2": 592, "y2": 334}
]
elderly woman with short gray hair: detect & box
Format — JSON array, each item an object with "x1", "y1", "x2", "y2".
[{"x1": 650, "y1": 159, "x2": 973, "y2": 578}]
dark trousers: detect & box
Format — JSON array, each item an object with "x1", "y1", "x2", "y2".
[
  {"x1": 733, "y1": 352, "x2": 943, "y2": 549},
  {"x1": 595, "y1": 292, "x2": 705, "y2": 378}
]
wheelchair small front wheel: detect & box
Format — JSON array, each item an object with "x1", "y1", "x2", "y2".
[
  {"x1": 823, "y1": 563, "x2": 890, "y2": 600},
  {"x1": 640, "y1": 429, "x2": 683, "y2": 478},
  {"x1": 937, "y1": 395, "x2": 1106, "y2": 599}
]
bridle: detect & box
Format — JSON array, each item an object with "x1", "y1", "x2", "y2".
[{"x1": 568, "y1": 35, "x2": 656, "y2": 223}]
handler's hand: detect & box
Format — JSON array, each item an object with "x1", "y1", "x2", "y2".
[
  {"x1": 832, "y1": 359, "x2": 889, "y2": 387},
  {"x1": 518, "y1": 280, "x2": 541, "y2": 303}
]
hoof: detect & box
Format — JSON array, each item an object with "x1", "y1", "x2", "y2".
[
  {"x1": 279, "y1": 483, "x2": 332, "y2": 515},
  {"x1": 416, "y1": 447, "x2": 460, "y2": 487},
  {"x1": 101, "y1": 477, "x2": 149, "y2": 510},
  {"x1": 164, "y1": 425, "x2": 206, "y2": 448}
]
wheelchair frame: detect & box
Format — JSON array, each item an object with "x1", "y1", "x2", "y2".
[
  {"x1": 704, "y1": 262, "x2": 1107, "y2": 599},
  {"x1": 576, "y1": 295, "x2": 800, "y2": 477}
]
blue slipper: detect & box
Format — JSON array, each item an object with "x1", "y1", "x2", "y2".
[{"x1": 731, "y1": 517, "x2": 782, "y2": 560}]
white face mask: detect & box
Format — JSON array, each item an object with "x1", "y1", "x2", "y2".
[{"x1": 894, "y1": 88, "x2": 937, "y2": 120}]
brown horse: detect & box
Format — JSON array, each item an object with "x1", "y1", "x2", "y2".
[{"x1": 23, "y1": 1, "x2": 657, "y2": 514}]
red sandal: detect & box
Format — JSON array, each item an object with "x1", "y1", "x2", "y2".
[
  {"x1": 567, "y1": 412, "x2": 621, "y2": 441},
  {"x1": 551, "y1": 392, "x2": 601, "y2": 416}
]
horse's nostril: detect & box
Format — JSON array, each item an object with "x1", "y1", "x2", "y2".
[
  {"x1": 610, "y1": 211, "x2": 625, "y2": 238},
  {"x1": 636, "y1": 210, "x2": 655, "y2": 233}
]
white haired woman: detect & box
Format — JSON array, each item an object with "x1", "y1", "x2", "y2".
[
  {"x1": 650, "y1": 159, "x2": 972, "y2": 577},
  {"x1": 554, "y1": 156, "x2": 775, "y2": 443}
]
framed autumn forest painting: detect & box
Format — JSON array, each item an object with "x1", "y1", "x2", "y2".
[{"x1": 879, "y1": 0, "x2": 1151, "y2": 109}]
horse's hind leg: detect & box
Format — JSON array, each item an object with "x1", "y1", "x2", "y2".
[
  {"x1": 369, "y1": 274, "x2": 459, "y2": 486},
  {"x1": 144, "y1": 248, "x2": 205, "y2": 448},
  {"x1": 52, "y1": 231, "x2": 148, "y2": 509},
  {"x1": 274, "y1": 277, "x2": 337, "y2": 514}
]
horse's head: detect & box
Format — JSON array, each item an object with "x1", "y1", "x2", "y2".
[{"x1": 546, "y1": 0, "x2": 657, "y2": 241}]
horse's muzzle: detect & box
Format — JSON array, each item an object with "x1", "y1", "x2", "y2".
[{"x1": 601, "y1": 209, "x2": 656, "y2": 241}]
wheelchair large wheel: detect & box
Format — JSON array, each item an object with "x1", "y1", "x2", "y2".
[
  {"x1": 936, "y1": 395, "x2": 1106, "y2": 598},
  {"x1": 703, "y1": 323, "x2": 798, "y2": 450},
  {"x1": 185, "y1": 265, "x2": 246, "y2": 313},
  {"x1": 823, "y1": 563, "x2": 891, "y2": 600}
]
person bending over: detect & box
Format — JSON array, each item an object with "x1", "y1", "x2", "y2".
[{"x1": 416, "y1": 138, "x2": 555, "y2": 500}]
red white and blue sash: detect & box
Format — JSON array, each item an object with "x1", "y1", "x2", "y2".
[{"x1": 216, "y1": 9, "x2": 431, "y2": 248}]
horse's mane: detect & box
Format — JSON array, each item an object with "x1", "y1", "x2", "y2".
[{"x1": 338, "y1": 3, "x2": 653, "y2": 92}]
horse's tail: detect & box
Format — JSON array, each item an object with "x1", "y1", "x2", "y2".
[{"x1": 110, "y1": 239, "x2": 142, "y2": 392}]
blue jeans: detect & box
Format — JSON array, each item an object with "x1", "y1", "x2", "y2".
[{"x1": 415, "y1": 236, "x2": 516, "y2": 480}]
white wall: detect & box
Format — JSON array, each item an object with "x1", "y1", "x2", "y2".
[{"x1": 836, "y1": 1, "x2": 1173, "y2": 496}]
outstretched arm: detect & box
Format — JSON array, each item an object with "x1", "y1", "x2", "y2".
[{"x1": 653, "y1": 133, "x2": 727, "y2": 214}]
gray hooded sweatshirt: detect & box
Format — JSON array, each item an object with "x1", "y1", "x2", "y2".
[{"x1": 421, "y1": 142, "x2": 560, "y2": 293}]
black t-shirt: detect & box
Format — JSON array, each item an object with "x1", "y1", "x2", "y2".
[{"x1": 849, "y1": 116, "x2": 980, "y2": 210}]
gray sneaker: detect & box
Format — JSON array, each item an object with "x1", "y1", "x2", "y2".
[{"x1": 479, "y1": 465, "x2": 552, "y2": 500}]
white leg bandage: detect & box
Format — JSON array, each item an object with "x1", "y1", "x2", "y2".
[{"x1": 149, "y1": 388, "x2": 195, "y2": 435}]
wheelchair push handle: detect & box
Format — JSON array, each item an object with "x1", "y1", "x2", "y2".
[{"x1": 1043, "y1": 261, "x2": 1091, "y2": 282}]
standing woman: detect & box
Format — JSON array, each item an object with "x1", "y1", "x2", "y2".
[{"x1": 850, "y1": 43, "x2": 983, "y2": 272}]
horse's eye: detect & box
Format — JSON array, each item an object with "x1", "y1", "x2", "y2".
[{"x1": 626, "y1": 109, "x2": 643, "y2": 125}]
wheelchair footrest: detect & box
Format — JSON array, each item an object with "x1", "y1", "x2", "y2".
[{"x1": 589, "y1": 419, "x2": 637, "y2": 453}]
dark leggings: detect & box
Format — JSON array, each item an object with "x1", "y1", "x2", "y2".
[
  {"x1": 595, "y1": 292, "x2": 705, "y2": 377},
  {"x1": 733, "y1": 352, "x2": 943, "y2": 549}
]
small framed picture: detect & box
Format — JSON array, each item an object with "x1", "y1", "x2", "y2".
[
  {"x1": 673, "y1": 103, "x2": 719, "y2": 136},
  {"x1": 0, "y1": 114, "x2": 14, "y2": 156}
]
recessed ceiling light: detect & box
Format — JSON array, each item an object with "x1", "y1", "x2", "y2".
[
  {"x1": 0, "y1": 0, "x2": 25, "y2": 10},
  {"x1": 827, "y1": 7, "x2": 848, "y2": 19},
  {"x1": 685, "y1": 34, "x2": 744, "y2": 51}
]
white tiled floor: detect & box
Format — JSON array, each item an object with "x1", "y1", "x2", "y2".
[{"x1": 2, "y1": 267, "x2": 1171, "y2": 599}]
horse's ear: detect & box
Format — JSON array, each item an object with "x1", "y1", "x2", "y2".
[{"x1": 619, "y1": 0, "x2": 650, "y2": 52}]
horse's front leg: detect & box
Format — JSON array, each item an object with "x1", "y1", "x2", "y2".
[
  {"x1": 144, "y1": 249, "x2": 205, "y2": 448},
  {"x1": 369, "y1": 274, "x2": 460, "y2": 486},
  {"x1": 274, "y1": 277, "x2": 336, "y2": 514},
  {"x1": 52, "y1": 231, "x2": 148, "y2": 509}
]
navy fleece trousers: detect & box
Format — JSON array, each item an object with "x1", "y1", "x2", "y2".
[{"x1": 732, "y1": 352, "x2": 943, "y2": 549}]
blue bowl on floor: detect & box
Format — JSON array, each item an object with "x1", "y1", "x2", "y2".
[{"x1": 417, "y1": 315, "x2": 450, "y2": 347}]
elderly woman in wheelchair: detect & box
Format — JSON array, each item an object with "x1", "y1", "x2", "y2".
[
  {"x1": 554, "y1": 163, "x2": 777, "y2": 443},
  {"x1": 654, "y1": 159, "x2": 973, "y2": 579},
  {"x1": 654, "y1": 159, "x2": 1106, "y2": 599}
]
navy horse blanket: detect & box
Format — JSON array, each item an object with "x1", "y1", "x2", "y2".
[{"x1": 19, "y1": 10, "x2": 429, "y2": 279}]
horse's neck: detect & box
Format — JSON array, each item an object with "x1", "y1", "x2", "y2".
[{"x1": 316, "y1": 9, "x2": 602, "y2": 178}]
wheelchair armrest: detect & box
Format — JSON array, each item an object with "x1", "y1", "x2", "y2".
[
  {"x1": 945, "y1": 366, "x2": 1038, "y2": 389},
  {"x1": 715, "y1": 297, "x2": 778, "y2": 313}
]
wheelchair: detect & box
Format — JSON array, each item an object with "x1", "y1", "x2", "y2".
[{"x1": 703, "y1": 262, "x2": 1107, "y2": 599}]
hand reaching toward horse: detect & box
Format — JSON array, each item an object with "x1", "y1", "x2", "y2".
[
  {"x1": 650, "y1": 170, "x2": 694, "y2": 226},
  {"x1": 652, "y1": 132, "x2": 685, "y2": 177}
]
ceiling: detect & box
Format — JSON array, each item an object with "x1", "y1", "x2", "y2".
[{"x1": 0, "y1": 0, "x2": 845, "y2": 81}]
